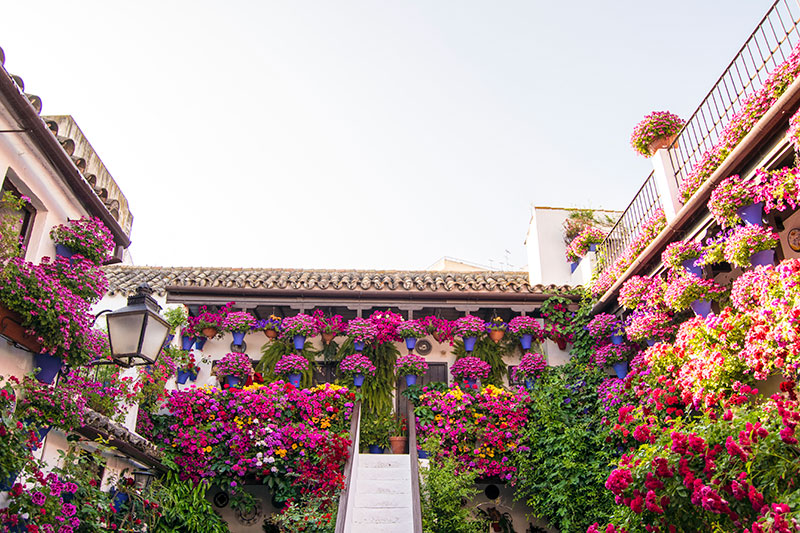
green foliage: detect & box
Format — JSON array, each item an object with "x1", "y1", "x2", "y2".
[
  {"x1": 149, "y1": 471, "x2": 228, "y2": 533},
  {"x1": 163, "y1": 306, "x2": 188, "y2": 334},
  {"x1": 338, "y1": 338, "x2": 399, "y2": 415},
  {"x1": 257, "y1": 339, "x2": 315, "y2": 388},
  {"x1": 317, "y1": 339, "x2": 340, "y2": 362},
  {"x1": 452, "y1": 337, "x2": 512, "y2": 386},
  {"x1": 266, "y1": 496, "x2": 337, "y2": 532},
  {"x1": 563, "y1": 297, "x2": 596, "y2": 366},
  {"x1": 512, "y1": 363, "x2": 616, "y2": 532},
  {"x1": 359, "y1": 410, "x2": 393, "y2": 450},
  {"x1": 420, "y1": 443, "x2": 489, "y2": 533},
  {"x1": 0, "y1": 190, "x2": 26, "y2": 261}
]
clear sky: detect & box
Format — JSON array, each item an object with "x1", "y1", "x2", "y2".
[{"x1": 0, "y1": 1, "x2": 769, "y2": 270}]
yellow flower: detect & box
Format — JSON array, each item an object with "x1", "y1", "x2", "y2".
[
  {"x1": 205, "y1": 446, "x2": 212, "y2": 453},
  {"x1": 291, "y1": 443, "x2": 298, "y2": 450},
  {"x1": 276, "y1": 449, "x2": 287, "y2": 457}
]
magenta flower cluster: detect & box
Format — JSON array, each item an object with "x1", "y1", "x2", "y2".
[
  {"x1": 660, "y1": 240, "x2": 702, "y2": 270},
  {"x1": 629, "y1": 111, "x2": 685, "y2": 157},
  {"x1": 339, "y1": 353, "x2": 376, "y2": 376},
  {"x1": 224, "y1": 311, "x2": 256, "y2": 333},
  {"x1": 395, "y1": 319, "x2": 426, "y2": 339},
  {"x1": 280, "y1": 313, "x2": 319, "y2": 339},
  {"x1": 215, "y1": 352, "x2": 254, "y2": 381},
  {"x1": 49, "y1": 216, "x2": 115, "y2": 264},
  {"x1": 345, "y1": 318, "x2": 379, "y2": 344},
  {"x1": 619, "y1": 276, "x2": 664, "y2": 310},
  {"x1": 664, "y1": 274, "x2": 726, "y2": 312},
  {"x1": 450, "y1": 356, "x2": 491, "y2": 381},
  {"x1": 274, "y1": 353, "x2": 310, "y2": 376},
  {"x1": 565, "y1": 226, "x2": 606, "y2": 262},
  {"x1": 507, "y1": 316, "x2": 543, "y2": 339},
  {"x1": 511, "y1": 352, "x2": 547, "y2": 382},
  {"x1": 722, "y1": 224, "x2": 779, "y2": 268},
  {"x1": 395, "y1": 353, "x2": 428, "y2": 376},
  {"x1": 312, "y1": 310, "x2": 346, "y2": 335},
  {"x1": 452, "y1": 315, "x2": 486, "y2": 338}
]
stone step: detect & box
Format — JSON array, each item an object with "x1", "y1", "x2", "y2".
[
  {"x1": 351, "y1": 507, "x2": 414, "y2": 528},
  {"x1": 357, "y1": 478, "x2": 413, "y2": 495},
  {"x1": 357, "y1": 466, "x2": 410, "y2": 480},
  {"x1": 353, "y1": 491, "x2": 411, "y2": 509},
  {"x1": 358, "y1": 454, "x2": 411, "y2": 469}
]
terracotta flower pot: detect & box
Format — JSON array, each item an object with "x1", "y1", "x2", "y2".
[
  {"x1": 0, "y1": 303, "x2": 43, "y2": 353},
  {"x1": 647, "y1": 133, "x2": 678, "y2": 156},
  {"x1": 322, "y1": 332, "x2": 335, "y2": 345},
  {"x1": 432, "y1": 332, "x2": 444, "y2": 343},
  {"x1": 488, "y1": 330, "x2": 505, "y2": 343},
  {"x1": 389, "y1": 436, "x2": 408, "y2": 454},
  {"x1": 202, "y1": 327, "x2": 218, "y2": 339},
  {"x1": 265, "y1": 329, "x2": 278, "y2": 339}
]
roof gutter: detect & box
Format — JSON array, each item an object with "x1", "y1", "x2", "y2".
[
  {"x1": 592, "y1": 74, "x2": 800, "y2": 314},
  {"x1": 0, "y1": 66, "x2": 131, "y2": 248}
]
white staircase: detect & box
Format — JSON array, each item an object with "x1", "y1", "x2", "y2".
[{"x1": 349, "y1": 454, "x2": 414, "y2": 533}]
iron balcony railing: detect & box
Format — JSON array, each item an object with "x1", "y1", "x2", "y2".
[
  {"x1": 668, "y1": 0, "x2": 800, "y2": 188},
  {"x1": 594, "y1": 172, "x2": 662, "y2": 276}
]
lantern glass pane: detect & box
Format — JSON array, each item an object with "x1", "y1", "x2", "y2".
[
  {"x1": 107, "y1": 313, "x2": 145, "y2": 355},
  {"x1": 140, "y1": 316, "x2": 169, "y2": 360}
]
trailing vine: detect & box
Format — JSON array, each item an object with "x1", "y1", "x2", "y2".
[
  {"x1": 452, "y1": 337, "x2": 514, "y2": 386},
  {"x1": 338, "y1": 337, "x2": 398, "y2": 415},
  {"x1": 257, "y1": 339, "x2": 315, "y2": 387}
]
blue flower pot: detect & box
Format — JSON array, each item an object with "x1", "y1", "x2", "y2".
[
  {"x1": 288, "y1": 373, "x2": 302, "y2": 387},
  {"x1": 570, "y1": 261, "x2": 579, "y2": 273},
  {"x1": 520, "y1": 333, "x2": 533, "y2": 350},
  {"x1": 612, "y1": 361, "x2": 629, "y2": 379},
  {"x1": 111, "y1": 490, "x2": 129, "y2": 511},
  {"x1": 232, "y1": 331, "x2": 246, "y2": 345},
  {"x1": 463, "y1": 336, "x2": 477, "y2": 352},
  {"x1": 682, "y1": 259, "x2": 703, "y2": 278},
  {"x1": 0, "y1": 471, "x2": 18, "y2": 491},
  {"x1": 164, "y1": 334, "x2": 175, "y2": 347},
  {"x1": 749, "y1": 249, "x2": 775, "y2": 268},
  {"x1": 353, "y1": 373, "x2": 365, "y2": 387},
  {"x1": 181, "y1": 335, "x2": 195, "y2": 350},
  {"x1": 353, "y1": 340, "x2": 365, "y2": 352},
  {"x1": 610, "y1": 334, "x2": 624, "y2": 346},
  {"x1": 464, "y1": 378, "x2": 478, "y2": 390},
  {"x1": 418, "y1": 449, "x2": 429, "y2": 459},
  {"x1": 176, "y1": 370, "x2": 191, "y2": 384},
  {"x1": 33, "y1": 353, "x2": 62, "y2": 384},
  {"x1": 293, "y1": 335, "x2": 306, "y2": 351},
  {"x1": 189, "y1": 369, "x2": 199, "y2": 382},
  {"x1": 194, "y1": 336, "x2": 207, "y2": 350},
  {"x1": 736, "y1": 201, "x2": 764, "y2": 226},
  {"x1": 368, "y1": 445, "x2": 384, "y2": 454},
  {"x1": 405, "y1": 374, "x2": 417, "y2": 387},
  {"x1": 55, "y1": 243, "x2": 75, "y2": 260},
  {"x1": 524, "y1": 378, "x2": 536, "y2": 390},
  {"x1": 589, "y1": 243, "x2": 598, "y2": 252},
  {"x1": 405, "y1": 337, "x2": 417, "y2": 351},
  {"x1": 646, "y1": 338, "x2": 657, "y2": 347},
  {"x1": 224, "y1": 375, "x2": 242, "y2": 388},
  {"x1": 690, "y1": 299, "x2": 713, "y2": 318}
]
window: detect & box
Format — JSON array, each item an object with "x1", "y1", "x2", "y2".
[{"x1": 0, "y1": 177, "x2": 35, "y2": 255}]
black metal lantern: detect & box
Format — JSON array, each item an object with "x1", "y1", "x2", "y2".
[
  {"x1": 105, "y1": 284, "x2": 169, "y2": 367},
  {"x1": 132, "y1": 468, "x2": 155, "y2": 490}
]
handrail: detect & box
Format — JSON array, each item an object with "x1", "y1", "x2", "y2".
[
  {"x1": 334, "y1": 400, "x2": 361, "y2": 533},
  {"x1": 407, "y1": 402, "x2": 423, "y2": 533}
]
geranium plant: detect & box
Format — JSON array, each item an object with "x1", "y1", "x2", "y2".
[
  {"x1": 565, "y1": 226, "x2": 606, "y2": 263},
  {"x1": 586, "y1": 313, "x2": 623, "y2": 339},
  {"x1": 760, "y1": 166, "x2": 800, "y2": 214},
  {"x1": 339, "y1": 353, "x2": 376, "y2": 377},
  {"x1": 396, "y1": 319, "x2": 426, "y2": 339},
  {"x1": 629, "y1": 111, "x2": 685, "y2": 157},
  {"x1": 345, "y1": 318, "x2": 378, "y2": 344},
  {"x1": 420, "y1": 316, "x2": 455, "y2": 343},
  {"x1": 624, "y1": 309, "x2": 676, "y2": 343},
  {"x1": 592, "y1": 343, "x2": 631, "y2": 367},
  {"x1": 49, "y1": 216, "x2": 115, "y2": 264},
  {"x1": 708, "y1": 173, "x2": 764, "y2": 227},
  {"x1": 452, "y1": 316, "x2": 485, "y2": 338},
  {"x1": 195, "y1": 304, "x2": 231, "y2": 338},
  {"x1": 507, "y1": 316, "x2": 543, "y2": 339},
  {"x1": 312, "y1": 310, "x2": 346, "y2": 336},
  {"x1": 450, "y1": 356, "x2": 491, "y2": 381},
  {"x1": 274, "y1": 354, "x2": 309, "y2": 377},
  {"x1": 722, "y1": 224, "x2": 779, "y2": 268},
  {"x1": 215, "y1": 352, "x2": 253, "y2": 381},
  {"x1": 12, "y1": 375, "x2": 86, "y2": 433},
  {"x1": 664, "y1": 274, "x2": 727, "y2": 311},
  {"x1": 511, "y1": 352, "x2": 547, "y2": 383},
  {"x1": 395, "y1": 353, "x2": 428, "y2": 377},
  {"x1": 281, "y1": 313, "x2": 320, "y2": 339},
  {"x1": 223, "y1": 310, "x2": 255, "y2": 333},
  {"x1": 618, "y1": 275, "x2": 664, "y2": 310},
  {"x1": 660, "y1": 240, "x2": 702, "y2": 270}
]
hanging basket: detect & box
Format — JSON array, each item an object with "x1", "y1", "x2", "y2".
[
  {"x1": 322, "y1": 332, "x2": 336, "y2": 345},
  {"x1": 265, "y1": 329, "x2": 278, "y2": 339},
  {"x1": 488, "y1": 330, "x2": 505, "y2": 343},
  {"x1": 202, "y1": 327, "x2": 218, "y2": 339}
]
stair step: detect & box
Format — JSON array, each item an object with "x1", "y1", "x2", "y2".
[
  {"x1": 357, "y1": 479, "x2": 413, "y2": 495},
  {"x1": 353, "y1": 492, "x2": 411, "y2": 509},
  {"x1": 352, "y1": 507, "x2": 414, "y2": 526},
  {"x1": 357, "y1": 466, "x2": 410, "y2": 480},
  {"x1": 358, "y1": 454, "x2": 411, "y2": 469}
]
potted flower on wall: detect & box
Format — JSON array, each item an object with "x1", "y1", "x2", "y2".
[
  {"x1": 280, "y1": 314, "x2": 319, "y2": 351},
  {"x1": 723, "y1": 225, "x2": 779, "y2": 268},
  {"x1": 195, "y1": 305, "x2": 229, "y2": 340},
  {"x1": 13, "y1": 375, "x2": 85, "y2": 446},
  {"x1": 453, "y1": 315, "x2": 485, "y2": 352},
  {"x1": 274, "y1": 353, "x2": 310, "y2": 388},
  {"x1": 664, "y1": 274, "x2": 727, "y2": 318},
  {"x1": 565, "y1": 226, "x2": 606, "y2": 272},
  {"x1": 511, "y1": 352, "x2": 547, "y2": 390},
  {"x1": 313, "y1": 310, "x2": 346, "y2": 345},
  {"x1": 224, "y1": 310, "x2": 255, "y2": 346},
  {"x1": 625, "y1": 309, "x2": 677, "y2": 346},
  {"x1": 339, "y1": 353, "x2": 376, "y2": 387},
  {"x1": 215, "y1": 352, "x2": 253, "y2": 389},
  {"x1": 389, "y1": 417, "x2": 408, "y2": 455},
  {"x1": 345, "y1": 318, "x2": 378, "y2": 352},
  {"x1": 708, "y1": 173, "x2": 765, "y2": 227},
  {"x1": 254, "y1": 315, "x2": 281, "y2": 339},
  {"x1": 618, "y1": 275, "x2": 665, "y2": 310},
  {"x1": 593, "y1": 343, "x2": 633, "y2": 379},
  {"x1": 396, "y1": 319, "x2": 426, "y2": 351},
  {"x1": 179, "y1": 325, "x2": 195, "y2": 351},
  {"x1": 422, "y1": 316, "x2": 454, "y2": 344},
  {"x1": 174, "y1": 349, "x2": 200, "y2": 384},
  {"x1": 162, "y1": 305, "x2": 188, "y2": 347},
  {"x1": 629, "y1": 110, "x2": 685, "y2": 157},
  {"x1": 396, "y1": 353, "x2": 428, "y2": 386},
  {"x1": 485, "y1": 317, "x2": 507, "y2": 343},
  {"x1": 507, "y1": 316, "x2": 543, "y2": 350},
  {"x1": 48, "y1": 216, "x2": 115, "y2": 264},
  {"x1": 661, "y1": 240, "x2": 703, "y2": 277},
  {"x1": 450, "y1": 356, "x2": 491, "y2": 389},
  {"x1": 586, "y1": 313, "x2": 624, "y2": 345}
]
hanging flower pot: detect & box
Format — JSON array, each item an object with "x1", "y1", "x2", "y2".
[
  {"x1": 418, "y1": 448, "x2": 429, "y2": 459},
  {"x1": 681, "y1": 259, "x2": 703, "y2": 278},
  {"x1": 189, "y1": 369, "x2": 199, "y2": 382},
  {"x1": 612, "y1": 361, "x2": 629, "y2": 379},
  {"x1": 287, "y1": 373, "x2": 302, "y2": 388},
  {"x1": 524, "y1": 378, "x2": 536, "y2": 391},
  {"x1": 646, "y1": 338, "x2": 658, "y2": 347},
  {"x1": 610, "y1": 334, "x2": 624, "y2": 346},
  {"x1": 33, "y1": 353, "x2": 62, "y2": 384},
  {"x1": 194, "y1": 336, "x2": 207, "y2": 350},
  {"x1": 646, "y1": 133, "x2": 678, "y2": 155},
  {"x1": 181, "y1": 335, "x2": 195, "y2": 351},
  {"x1": 163, "y1": 333, "x2": 175, "y2": 347},
  {"x1": 265, "y1": 329, "x2": 278, "y2": 339},
  {"x1": 519, "y1": 334, "x2": 533, "y2": 350},
  {"x1": 353, "y1": 340, "x2": 365, "y2": 352},
  {"x1": 405, "y1": 337, "x2": 417, "y2": 351},
  {"x1": 389, "y1": 436, "x2": 408, "y2": 454},
  {"x1": 570, "y1": 261, "x2": 580, "y2": 273},
  {"x1": 322, "y1": 332, "x2": 335, "y2": 345},
  {"x1": 749, "y1": 249, "x2": 775, "y2": 268},
  {"x1": 23, "y1": 419, "x2": 51, "y2": 444},
  {"x1": 368, "y1": 445, "x2": 383, "y2": 454},
  {"x1": 463, "y1": 336, "x2": 477, "y2": 352},
  {"x1": 488, "y1": 330, "x2": 505, "y2": 343},
  {"x1": 293, "y1": 335, "x2": 306, "y2": 351},
  {"x1": 405, "y1": 374, "x2": 417, "y2": 387},
  {"x1": 463, "y1": 378, "x2": 478, "y2": 389},
  {"x1": 176, "y1": 370, "x2": 191, "y2": 384},
  {"x1": 690, "y1": 299, "x2": 713, "y2": 318},
  {"x1": 735, "y1": 201, "x2": 765, "y2": 226},
  {"x1": 224, "y1": 375, "x2": 242, "y2": 388},
  {"x1": 232, "y1": 331, "x2": 246, "y2": 345},
  {"x1": 202, "y1": 327, "x2": 218, "y2": 339},
  {"x1": 353, "y1": 373, "x2": 365, "y2": 387},
  {"x1": 54, "y1": 243, "x2": 75, "y2": 260}
]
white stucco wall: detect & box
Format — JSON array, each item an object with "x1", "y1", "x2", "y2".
[{"x1": 526, "y1": 206, "x2": 574, "y2": 286}]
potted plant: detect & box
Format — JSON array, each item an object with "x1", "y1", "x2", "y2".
[
  {"x1": 396, "y1": 319, "x2": 426, "y2": 351},
  {"x1": 618, "y1": 275, "x2": 665, "y2": 310},
  {"x1": 274, "y1": 353, "x2": 310, "y2": 388},
  {"x1": 254, "y1": 315, "x2": 281, "y2": 339},
  {"x1": 162, "y1": 305, "x2": 188, "y2": 346},
  {"x1": 485, "y1": 317, "x2": 507, "y2": 343},
  {"x1": 511, "y1": 352, "x2": 547, "y2": 390},
  {"x1": 313, "y1": 310, "x2": 346, "y2": 345},
  {"x1": 0, "y1": 379, "x2": 28, "y2": 492},
  {"x1": 625, "y1": 309, "x2": 676, "y2": 346},
  {"x1": 360, "y1": 412, "x2": 392, "y2": 454},
  {"x1": 389, "y1": 417, "x2": 408, "y2": 455},
  {"x1": 280, "y1": 314, "x2": 319, "y2": 350},
  {"x1": 224, "y1": 310, "x2": 255, "y2": 346},
  {"x1": 48, "y1": 216, "x2": 115, "y2": 264},
  {"x1": 593, "y1": 343, "x2": 634, "y2": 379},
  {"x1": 586, "y1": 313, "x2": 624, "y2": 345},
  {"x1": 173, "y1": 349, "x2": 200, "y2": 384},
  {"x1": 179, "y1": 325, "x2": 195, "y2": 351},
  {"x1": 339, "y1": 353, "x2": 376, "y2": 388},
  {"x1": 664, "y1": 274, "x2": 727, "y2": 317},
  {"x1": 396, "y1": 353, "x2": 428, "y2": 386},
  {"x1": 723, "y1": 225, "x2": 779, "y2": 269},
  {"x1": 422, "y1": 316, "x2": 454, "y2": 344},
  {"x1": 760, "y1": 166, "x2": 800, "y2": 215},
  {"x1": 450, "y1": 356, "x2": 491, "y2": 389},
  {"x1": 708, "y1": 173, "x2": 765, "y2": 228},
  {"x1": 453, "y1": 315, "x2": 485, "y2": 352},
  {"x1": 629, "y1": 110, "x2": 685, "y2": 157},
  {"x1": 195, "y1": 305, "x2": 228, "y2": 339},
  {"x1": 565, "y1": 226, "x2": 606, "y2": 269},
  {"x1": 13, "y1": 375, "x2": 85, "y2": 444},
  {"x1": 345, "y1": 318, "x2": 378, "y2": 352},
  {"x1": 215, "y1": 352, "x2": 253, "y2": 388},
  {"x1": 661, "y1": 240, "x2": 703, "y2": 277},
  {"x1": 507, "y1": 316, "x2": 543, "y2": 350}
]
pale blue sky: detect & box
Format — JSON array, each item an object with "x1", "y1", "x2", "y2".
[{"x1": 0, "y1": 1, "x2": 768, "y2": 270}]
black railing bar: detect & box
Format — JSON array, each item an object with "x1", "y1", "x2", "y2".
[
  {"x1": 767, "y1": 18, "x2": 785, "y2": 60},
  {"x1": 776, "y1": 2, "x2": 792, "y2": 38}
]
